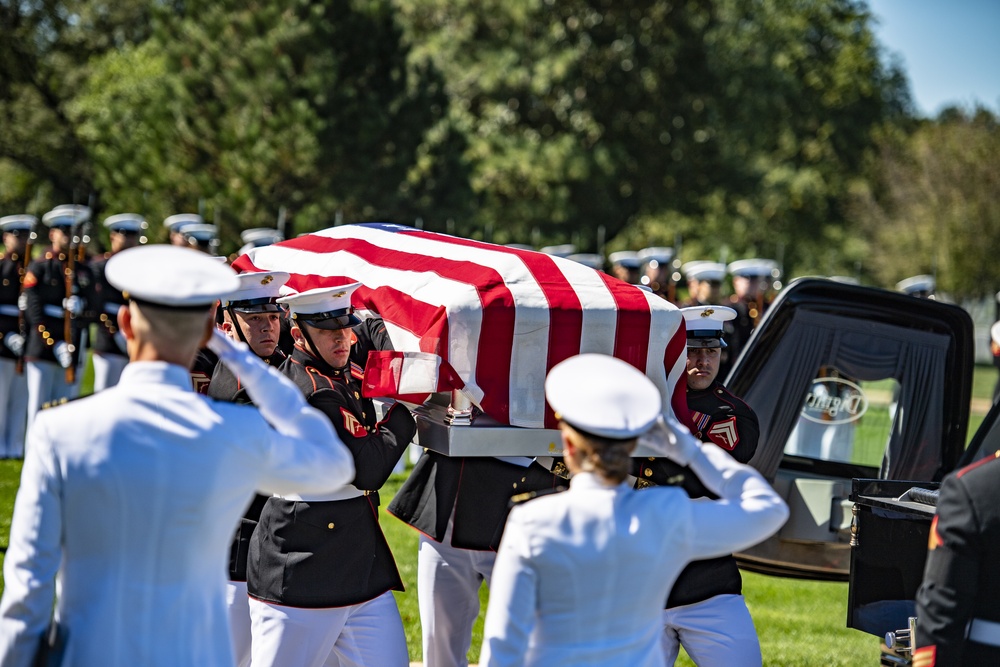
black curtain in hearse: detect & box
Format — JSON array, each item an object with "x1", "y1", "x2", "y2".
[{"x1": 742, "y1": 308, "x2": 950, "y2": 482}]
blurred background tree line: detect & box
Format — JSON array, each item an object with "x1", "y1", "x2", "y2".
[{"x1": 0, "y1": 0, "x2": 997, "y2": 298}]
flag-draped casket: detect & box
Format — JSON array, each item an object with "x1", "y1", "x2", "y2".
[{"x1": 233, "y1": 223, "x2": 690, "y2": 438}]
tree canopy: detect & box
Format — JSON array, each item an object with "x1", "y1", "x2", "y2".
[{"x1": 0, "y1": 0, "x2": 996, "y2": 298}]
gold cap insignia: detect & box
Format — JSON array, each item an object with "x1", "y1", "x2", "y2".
[
  {"x1": 261, "y1": 275, "x2": 274, "y2": 285},
  {"x1": 701, "y1": 308, "x2": 714, "y2": 317},
  {"x1": 332, "y1": 290, "x2": 347, "y2": 298}
]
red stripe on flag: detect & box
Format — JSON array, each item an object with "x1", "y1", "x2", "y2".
[
  {"x1": 599, "y1": 273, "x2": 652, "y2": 373},
  {"x1": 405, "y1": 233, "x2": 585, "y2": 427},
  {"x1": 665, "y1": 324, "x2": 694, "y2": 431},
  {"x1": 282, "y1": 234, "x2": 516, "y2": 424}
]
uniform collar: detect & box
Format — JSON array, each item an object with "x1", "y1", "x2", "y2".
[
  {"x1": 569, "y1": 471, "x2": 630, "y2": 492},
  {"x1": 291, "y1": 345, "x2": 348, "y2": 380},
  {"x1": 118, "y1": 360, "x2": 196, "y2": 390}
]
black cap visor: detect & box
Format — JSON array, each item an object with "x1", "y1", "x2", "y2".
[
  {"x1": 686, "y1": 329, "x2": 726, "y2": 348},
  {"x1": 229, "y1": 297, "x2": 283, "y2": 314},
  {"x1": 294, "y1": 309, "x2": 361, "y2": 331}
]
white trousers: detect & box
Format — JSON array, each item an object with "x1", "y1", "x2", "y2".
[
  {"x1": 0, "y1": 358, "x2": 27, "y2": 458},
  {"x1": 227, "y1": 581, "x2": 252, "y2": 667},
  {"x1": 249, "y1": 591, "x2": 408, "y2": 667},
  {"x1": 25, "y1": 360, "x2": 78, "y2": 439},
  {"x1": 661, "y1": 594, "x2": 762, "y2": 667},
  {"x1": 91, "y1": 352, "x2": 129, "y2": 393},
  {"x1": 417, "y1": 522, "x2": 496, "y2": 667}
]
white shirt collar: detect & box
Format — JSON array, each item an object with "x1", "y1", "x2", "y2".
[{"x1": 117, "y1": 361, "x2": 195, "y2": 391}]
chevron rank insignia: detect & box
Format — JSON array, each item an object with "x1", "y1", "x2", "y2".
[
  {"x1": 706, "y1": 416, "x2": 739, "y2": 451},
  {"x1": 340, "y1": 407, "x2": 368, "y2": 438}
]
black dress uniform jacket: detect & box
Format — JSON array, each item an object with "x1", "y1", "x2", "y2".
[
  {"x1": 89, "y1": 253, "x2": 128, "y2": 357},
  {"x1": 0, "y1": 251, "x2": 25, "y2": 361},
  {"x1": 22, "y1": 249, "x2": 96, "y2": 366},
  {"x1": 247, "y1": 346, "x2": 415, "y2": 608},
  {"x1": 388, "y1": 452, "x2": 565, "y2": 551},
  {"x1": 207, "y1": 350, "x2": 286, "y2": 582},
  {"x1": 915, "y1": 453, "x2": 1000, "y2": 667},
  {"x1": 632, "y1": 379, "x2": 760, "y2": 607}
]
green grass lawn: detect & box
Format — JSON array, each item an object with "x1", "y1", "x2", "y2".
[{"x1": 1, "y1": 363, "x2": 996, "y2": 664}]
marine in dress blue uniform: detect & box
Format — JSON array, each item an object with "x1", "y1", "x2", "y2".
[
  {"x1": 21, "y1": 205, "x2": 97, "y2": 438},
  {"x1": 89, "y1": 213, "x2": 147, "y2": 392},
  {"x1": 164, "y1": 212, "x2": 204, "y2": 247},
  {"x1": 679, "y1": 261, "x2": 727, "y2": 309},
  {"x1": 247, "y1": 284, "x2": 415, "y2": 667},
  {"x1": 0, "y1": 215, "x2": 34, "y2": 458},
  {"x1": 632, "y1": 305, "x2": 764, "y2": 667},
  {"x1": 725, "y1": 259, "x2": 780, "y2": 378},
  {"x1": 913, "y1": 452, "x2": 1000, "y2": 667}
]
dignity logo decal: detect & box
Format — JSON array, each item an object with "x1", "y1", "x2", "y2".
[{"x1": 799, "y1": 377, "x2": 868, "y2": 425}]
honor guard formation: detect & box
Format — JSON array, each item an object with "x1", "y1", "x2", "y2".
[{"x1": 0, "y1": 207, "x2": 985, "y2": 666}]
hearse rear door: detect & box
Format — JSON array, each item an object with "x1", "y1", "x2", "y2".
[{"x1": 725, "y1": 278, "x2": 974, "y2": 580}]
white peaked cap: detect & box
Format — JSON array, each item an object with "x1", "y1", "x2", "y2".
[
  {"x1": 106, "y1": 245, "x2": 239, "y2": 308},
  {"x1": 545, "y1": 353, "x2": 662, "y2": 440},
  {"x1": 277, "y1": 283, "x2": 362, "y2": 330},
  {"x1": 223, "y1": 271, "x2": 291, "y2": 311},
  {"x1": 681, "y1": 305, "x2": 737, "y2": 348}
]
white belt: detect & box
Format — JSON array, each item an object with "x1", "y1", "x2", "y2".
[
  {"x1": 276, "y1": 486, "x2": 366, "y2": 502},
  {"x1": 0, "y1": 305, "x2": 19, "y2": 317},
  {"x1": 43, "y1": 305, "x2": 65, "y2": 318},
  {"x1": 104, "y1": 303, "x2": 124, "y2": 317},
  {"x1": 969, "y1": 618, "x2": 1000, "y2": 647}
]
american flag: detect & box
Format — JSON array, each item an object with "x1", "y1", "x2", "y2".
[{"x1": 233, "y1": 223, "x2": 690, "y2": 430}]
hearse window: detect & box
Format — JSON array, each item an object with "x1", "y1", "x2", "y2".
[
  {"x1": 784, "y1": 366, "x2": 900, "y2": 468},
  {"x1": 743, "y1": 309, "x2": 951, "y2": 481}
]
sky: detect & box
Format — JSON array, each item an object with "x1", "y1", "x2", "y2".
[{"x1": 866, "y1": 0, "x2": 1000, "y2": 117}]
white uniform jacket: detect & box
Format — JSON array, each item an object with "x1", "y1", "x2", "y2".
[
  {"x1": 481, "y1": 442, "x2": 789, "y2": 667},
  {"x1": 0, "y1": 361, "x2": 355, "y2": 667}
]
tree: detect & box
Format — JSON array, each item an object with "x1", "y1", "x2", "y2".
[
  {"x1": 395, "y1": 0, "x2": 907, "y2": 272},
  {"x1": 852, "y1": 106, "x2": 1000, "y2": 298},
  {"x1": 69, "y1": 0, "x2": 466, "y2": 251}
]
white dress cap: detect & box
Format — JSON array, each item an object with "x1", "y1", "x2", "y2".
[
  {"x1": 540, "y1": 244, "x2": 577, "y2": 258},
  {"x1": 992, "y1": 321, "x2": 1000, "y2": 347},
  {"x1": 42, "y1": 204, "x2": 91, "y2": 228},
  {"x1": 277, "y1": 283, "x2": 362, "y2": 330},
  {"x1": 608, "y1": 250, "x2": 641, "y2": 268},
  {"x1": 567, "y1": 253, "x2": 605, "y2": 270},
  {"x1": 545, "y1": 353, "x2": 662, "y2": 440},
  {"x1": 223, "y1": 271, "x2": 291, "y2": 312},
  {"x1": 727, "y1": 258, "x2": 780, "y2": 279},
  {"x1": 682, "y1": 261, "x2": 727, "y2": 283},
  {"x1": 105, "y1": 245, "x2": 239, "y2": 308},
  {"x1": 637, "y1": 246, "x2": 675, "y2": 265},
  {"x1": 895, "y1": 274, "x2": 935, "y2": 295},
  {"x1": 164, "y1": 213, "x2": 204, "y2": 231},
  {"x1": 681, "y1": 305, "x2": 737, "y2": 348},
  {"x1": 0, "y1": 215, "x2": 37, "y2": 233},
  {"x1": 103, "y1": 213, "x2": 148, "y2": 233}
]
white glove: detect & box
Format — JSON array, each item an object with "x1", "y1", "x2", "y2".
[
  {"x1": 207, "y1": 330, "x2": 326, "y2": 438},
  {"x1": 638, "y1": 415, "x2": 701, "y2": 466},
  {"x1": 114, "y1": 330, "x2": 128, "y2": 354},
  {"x1": 54, "y1": 341, "x2": 73, "y2": 368},
  {"x1": 63, "y1": 295, "x2": 83, "y2": 316},
  {"x1": 3, "y1": 332, "x2": 24, "y2": 356},
  {"x1": 17, "y1": 293, "x2": 27, "y2": 311}
]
